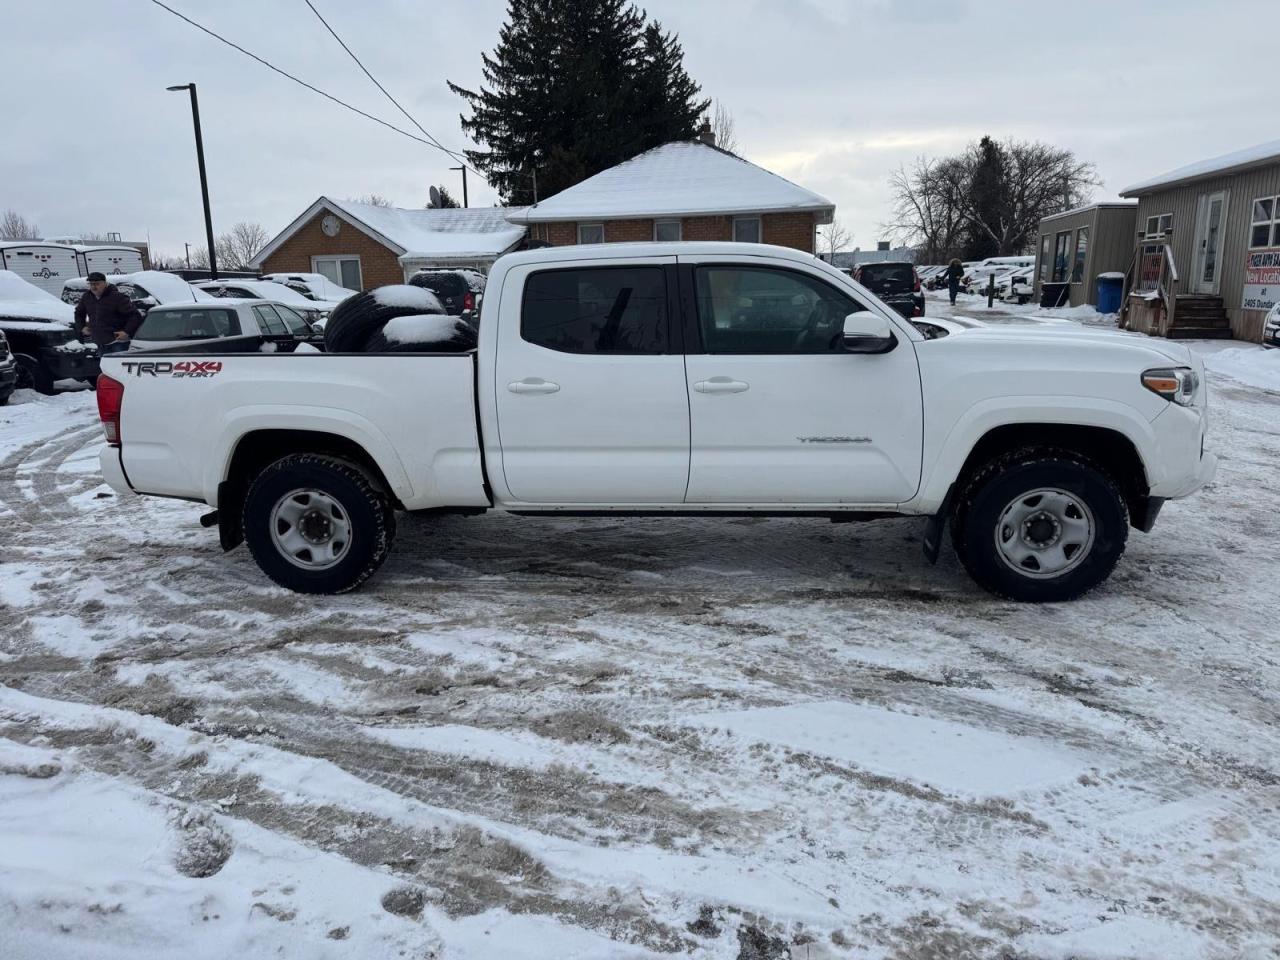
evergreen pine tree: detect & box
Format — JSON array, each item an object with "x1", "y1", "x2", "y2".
[
  {"x1": 962, "y1": 136, "x2": 1006, "y2": 260},
  {"x1": 448, "y1": 0, "x2": 709, "y2": 205}
]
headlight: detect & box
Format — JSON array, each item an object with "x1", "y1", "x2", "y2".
[{"x1": 1142, "y1": 366, "x2": 1199, "y2": 405}]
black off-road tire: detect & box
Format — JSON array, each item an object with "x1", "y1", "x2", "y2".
[
  {"x1": 322, "y1": 286, "x2": 446, "y2": 353},
  {"x1": 950, "y1": 447, "x2": 1128, "y2": 602},
  {"x1": 15, "y1": 356, "x2": 55, "y2": 395},
  {"x1": 243, "y1": 453, "x2": 396, "y2": 594},
  {"x1": 360, "y1": 316, "x2": 477, "y2": 354}
]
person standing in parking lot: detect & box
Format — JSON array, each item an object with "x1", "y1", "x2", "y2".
[
  {"x1": 945, "y1": 258, "x2": 964, "y2": 306},
  {"x1": 76, "y1": 272, "x2": 143, "y2": 354}
]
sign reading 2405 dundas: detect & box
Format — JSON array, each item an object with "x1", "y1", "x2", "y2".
[{"x1": 1243, "y1": 247, "x2": 1280, "y2": 312}]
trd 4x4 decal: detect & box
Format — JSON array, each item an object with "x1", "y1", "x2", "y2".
[{"x1": 119, "y1": 360, "x2": 223, "y2": 378}]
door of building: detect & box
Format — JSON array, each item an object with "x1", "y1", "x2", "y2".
[{"x1": 1192, "y1": 191, "x2": 1228, "y2": 294}]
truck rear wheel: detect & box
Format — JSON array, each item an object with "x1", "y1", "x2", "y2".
[
  {"x1": 951, "y1": 448, "x2": 1128, "y2": 602},
  {"x1": 243, "y1": 453, "x2": 395, "y2": 594}
]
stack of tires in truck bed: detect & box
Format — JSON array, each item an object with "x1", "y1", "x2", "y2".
[{"x1": 323, "y1": 285, "x2": 477, "y2": 353}]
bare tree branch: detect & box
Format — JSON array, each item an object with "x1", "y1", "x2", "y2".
[
  {"x1": 1, "y1": 209, "x2": 40, "y2": 241},
  {"x1": 710, "y1": 100, "x2": 738, "y2": 154}
]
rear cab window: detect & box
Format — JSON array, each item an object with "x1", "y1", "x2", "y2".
[
  {"x1": 857, "y1": 263, "x2": 914, "y2": 291},
  {"x1": 520, "y1": 266, "x2": 670, "y2": 354},
  {"x1": 135, "y1": 308, "x2": 239, "y2": 341}
]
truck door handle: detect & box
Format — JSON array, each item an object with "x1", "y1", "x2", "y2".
[
  {"x1": 507, "y1": 377, "x2": 560, "y2": 395},
  {"x1": 693, "y1": 377, "x2": 749, "y2": 394}
]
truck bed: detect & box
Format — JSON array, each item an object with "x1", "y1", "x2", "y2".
[{"x1": 100, "y1": 350, "x2": 488, "y2": 512}]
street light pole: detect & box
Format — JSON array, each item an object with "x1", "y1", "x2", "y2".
[
  {"x1": 449, "y1": 165, "x2": 468, "y2": 207},
  {"x1": 184, "y1": 243, "x2": 191, "y2": 270},
  {"x1": 167, "y1": 83, "x2": 218, "y2": 279}
]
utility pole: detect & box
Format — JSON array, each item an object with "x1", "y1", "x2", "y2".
[
  {"x1": 449, "y1": 165, "x2": 469, "y2": 207},
  {"x1": 184, "y1": 243, "x2": 191, "y2": 270},
  {"x1": 167, "y1": 83, "x2": 218, "y2": 279}
]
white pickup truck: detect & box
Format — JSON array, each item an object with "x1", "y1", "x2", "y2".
[{"x1": 96, "y1": 242, "x2": 1216, "y2": 601}]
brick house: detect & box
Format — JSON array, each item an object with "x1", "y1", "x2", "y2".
[
  {"x1": 507, "y1": 136, "x2": 834, "y2": 253},
  {"x1": 252, "y1": 196, "x2": 527, "y2": 290}
]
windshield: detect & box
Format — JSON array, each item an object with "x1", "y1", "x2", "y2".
[{"x1": 135, "y1": 308, "x2": 239, "y2": 341}]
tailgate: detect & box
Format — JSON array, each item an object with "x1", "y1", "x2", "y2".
[{"x1": 101, "y1": 352, "x2": 486, "y2": 510}]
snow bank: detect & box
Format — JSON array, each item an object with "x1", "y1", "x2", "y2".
[
  {"x1": 370, "y1": 285, "x2": 443, "y2": 311},
  {"x1": 1200, "y1": 345, "x2": 1280, "y2": 391},
  {"x1": 381, "y1": 313, "x2": 460, "y2": 345}
]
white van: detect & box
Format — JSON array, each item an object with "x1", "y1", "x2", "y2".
[
  {"x1": 75, "y1": 245, "x2": 145, "y2": 277},
  {"x1": 0, "y1": 242, "x2": 80, "y2": 297}
]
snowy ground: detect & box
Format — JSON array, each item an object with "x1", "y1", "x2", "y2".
[{"x1": 2, "y1": 306, "x2": 1280, "y2": 959}]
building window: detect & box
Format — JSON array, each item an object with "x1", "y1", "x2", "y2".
[
  {"x1": 1250, "y1": 196, "x2": 1280, "y2": 248},
  {"x1": 1071, "y1": 227, "x2": 1089, "y2": 284},
  {"x1": 732, "y1": 217, "x2": 761, "y2": 243},
  {"x1": 312, "y1": 255, "x2": 362, "y2": 290},
  {"x1": 1039, "y1": 234, "x2": 1052, "y2": 283},
  {"x1": 577, "y1": 223, "x2": 605, "y2": 245},
  {"x1": 1052, "y1": 230, "x2": 1072, "y2": 282},
  {"x1": 1144, "y1": 213, "x2": 1173, "y2": 238},
  {"x1": 654, "y1": 220, "x2": 682, "y2": 242}
]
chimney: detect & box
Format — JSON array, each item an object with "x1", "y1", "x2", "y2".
[
  {"x1": 877, "y1": 240, "x2": 890, "y2": 251},
  {"x1": 696, "y1": 119, "x2": 715, "y2": 147}
]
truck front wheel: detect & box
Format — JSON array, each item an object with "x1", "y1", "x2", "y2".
[
  {"x1": 951, "y1": 448, "x2": 1128, "y2": 602},
  {"x1": 243, "y1": 453, "x2": 396, "y2": 594}
]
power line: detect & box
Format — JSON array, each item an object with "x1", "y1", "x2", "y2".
[
  {"x1": 144, "y1": 0, "x2": 466, "y2": 163},
  {"x1": 302, "y1": 0, "x2": 483, "y2": 183}
]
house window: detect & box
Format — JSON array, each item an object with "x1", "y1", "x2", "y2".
[
  {"x1": 1144, "y1": 213, "x2": 1173, "y2": 238},
  {"x1": 1071, "y1": 227, "x2": 1089, "y2": 284},
  {"x1": 312, "y1": 255, "x2": 362, "y2": 290},
  {"x1": 1038, "y1": 234, "x2": 1052, "y2": 283},
  {"x1": 654, "y1": 220, "x2": 681, "y2": 242},
  {"x1": 1052, "y1": 231, "x2": 1072, "y2": 282},
  {"x1": 1249, "y1": 196, "x2": 1280, "y2": 248},
  {"x1": 577, "y1": 223, "x2": 605, "y2": 245},
  {"x1": 732, "y1": 217, "x2": 762, "y2": 243}
]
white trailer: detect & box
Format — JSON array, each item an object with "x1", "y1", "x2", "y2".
[
  {"x1": 0, "y1": 242, "x2": 80, "y2": 297},
  {"x1": 74, "y1": 244, "x2": 145, "y2": 277}
]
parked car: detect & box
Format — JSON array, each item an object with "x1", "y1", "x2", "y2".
[
  {"x1": 0, "y1": 269, "x2": 99, "y2": 394},
  {"x1": 193, "y1": 279, "x2": 330, "y2": 326},
  {"x1": 407, "y1": 268, "x2": 486, "y2": 318},
  {"x1": 129, "y1": 300, "x2": 320, "y2": 353},
  {"x1": 97, "y1": 241, "x2": 1215, "y2": 603},
  {"x1": 0, "y1": 330, "x2": 16, "y2": 404},
  {"x1": 261, "y1": 272, "x2": 358, "y2": 303},
  {"x1": 63, "y1": 270, "x2": 214, "y2": 315},
  {"x1": 853, "y1": 261, "x2": 924, "y2": 318},
  {"x1": 994, "y1": 266, "x2": 1036, "y2": 304},
  {"x1": 1263, "y1": 303, "x2": 1279, "y2": 349}
]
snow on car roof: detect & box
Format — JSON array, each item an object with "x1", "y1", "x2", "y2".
[
  {"x1": 323, "y1": 198, "x2": 528, "y2": 259},
  {"x1": 106, "y1": 271, "x2": 215, "y2": 304},
  {"x1": 261, "y1": 273, "x2": 358, "y2": 300},
  {"x1": 506, "y1": 141, "x2": 835, "y2": 223},
  {"x1": 1121, "y1": 138, "x2": 1280, "y2": 195},
  {"x1": 198, "y1": 279, "x2": 315, "y2": 303},
  {"x1": 0, "y1": 269, "x2": 75, "y2": 323}
]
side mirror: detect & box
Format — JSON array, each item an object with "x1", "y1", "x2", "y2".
[{"x1": 842, "y1": 312, "x2": 896, "y2": 354}]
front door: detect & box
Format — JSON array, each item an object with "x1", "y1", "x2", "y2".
[
  {"x1": 1192, "y1": 191, "x2": 1228, "y2": 294},
  {"x1": 493, "y1": 257, "x2": 690, "y2": 503},
  {"x1": 680, "y1": 258, "x2": 923, "y2": 504}
]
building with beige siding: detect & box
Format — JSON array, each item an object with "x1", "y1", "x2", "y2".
[
  {"x1": 1033, "y1": 203, "x2": 1136, "y2": 308},
  {"x1": 506, "y1": 136, "x2": 835, "y2": 255},
  {"x1": 1115, "y1": 140, "x2": 1280, "y2": 341}
]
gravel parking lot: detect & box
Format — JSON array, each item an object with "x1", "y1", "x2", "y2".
[{"x1": 2, "y1": 341, "x2": 1279, "y2": 959}]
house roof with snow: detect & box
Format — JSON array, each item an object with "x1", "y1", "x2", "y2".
[
  {"x1": 252, "y1": 197, "x2": 528, "y2": 267},
  {"x1": 507, "y1": 141, "x2": 835, "y2": 224},
  {"x1": 1120, "y1": 139, "x2": 1280, "y2": 196}
]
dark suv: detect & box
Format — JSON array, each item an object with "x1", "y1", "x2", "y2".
[
  {"x1": 852, "y1": 262, "x2": 925, "y2": 319},
  {"x1": 407, "y1": 269, "x2": 485, "y2": 318},
  {"x1": 0, "y1": 313, "x2": 99, "y2": 395},
  {"x1": 0, "y1": 330, "x2": 16, "y2": 404}
]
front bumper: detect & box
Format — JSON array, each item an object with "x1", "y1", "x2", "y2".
[
  {"x1": 1148, "y1": 400, "x2": 1216, "y2": 499},
  {"x1": 99, "y1": 445, "x2": 132, "y2": 495},
  {"x1": 40, "y1": 346, "x2": 101, "y2": 381}
]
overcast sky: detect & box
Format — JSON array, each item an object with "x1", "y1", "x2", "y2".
[{"x1": 4, "y1": 0, "x2": 1266, "y2": 258}]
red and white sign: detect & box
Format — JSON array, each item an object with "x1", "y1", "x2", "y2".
[{"x1": 1243, "y1": 247, "x2": 1280, "y2": 312}]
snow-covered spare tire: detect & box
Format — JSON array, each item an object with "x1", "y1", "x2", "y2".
[{"x1": 323, "y1": 285, "x2": 474, "y2": 353}]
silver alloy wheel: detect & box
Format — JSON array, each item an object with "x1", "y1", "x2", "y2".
[
  {"x1": 269, "y1": 488, "x2": 352, "y2": 570},
  {"x1": 994, "y1": 487, "x2": 1095, "y2": 579}
]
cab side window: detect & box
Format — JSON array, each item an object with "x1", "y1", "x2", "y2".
[
  {"x1": 521, "y1": 266, "x2": 669, "y2": 354},
  {"x1": 253, "y1": 305, "x2": 289, "y2": 336},
  {"x1": 692, "y1": 266, "x2": 864, "y2": 354}
]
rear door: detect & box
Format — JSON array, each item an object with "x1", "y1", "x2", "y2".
[
  {"x1": 679, "y1": 256, "x2": 923, "y2": 504},
  {"x1": 493, "y1": 256, "x2": 689, "y2": 503}
]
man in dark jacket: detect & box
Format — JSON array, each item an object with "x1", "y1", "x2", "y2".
[
  {"x1": 76, "y1": 272, "x2": 143, "y2": 353},
  {"x1": 945, "y1": 259, "x2": 965, "y2": 306}
]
